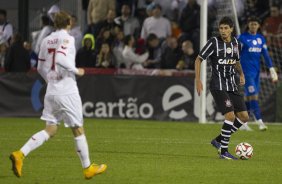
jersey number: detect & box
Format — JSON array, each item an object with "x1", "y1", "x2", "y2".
[{"x1": 48, "y1": 48, "x2": 56, "y2": 70}]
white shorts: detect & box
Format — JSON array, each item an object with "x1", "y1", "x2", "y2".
[{"x1": 41, "y1": 93, "x2": 83, "y2": 127}]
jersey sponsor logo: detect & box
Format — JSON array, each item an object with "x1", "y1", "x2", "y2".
[
  {"x1": 162, "y1": 85, "x2": 191, "y2": 119},
  {"x1": 47, "y1": 38, "x2": 58, "y2": 45},
  {"x1": 218, "y1": 59, "x2": 236, "y2": 65},
  {"x1": 248, "y1": 47, "x2": 261, "y2": 52},
  {"x1": 225, "y1": 99, "x2": 232, "y2": 107}
]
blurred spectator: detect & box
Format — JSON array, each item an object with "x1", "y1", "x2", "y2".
[
  {"x1": 122, "y1": 35, "x2": 149, "y2": 69},
  {"x1": 115, "y1": 4, "x2": 140, "y2": 38},
  {"x1": 171, "y1": 21, "x2": 182, "y2": 38},
  {"x1": 171, "y1": 0, "x2": 187, "y2": 21},
  {"x1": 179, "y1": 0, "x2": 200, "y2": 52},
  {"x1": 69, "y1": 15, "x2": 83, "y2": 51},
  {"x1": 87, "y1": 0, "x2": 115, "y2": 25},
  {"x1": 91, "y1": 9, "x2": 118, "y2": 38},
  {"x1": 95, "y1": 27, "x2": 114, "y2": 53},
  {"x1": 176, "y1": 40, "x2": 196, "y2": 70},
  {"x1": 160, "y1": 36, "x2": 181, "y2": 69},
  {"x1": 0, "y1": 9, "x2": 13, "y2": 46},
  {"x1": 0, "y1": 43, "x2": 7, "y2": 68},
  {"x1": 112, "y1": 27, "x2": 125, "y2": 68},
  {"x1": 262, "y1": 4, "x2": 282, "y2": 35},
  {"x1": 34, "y1": 15, "x2": 53, "y2": 54},
  {"x1": 141, "y1": 4, "x2": 171, "y2": 40},
  {"x1": 23, "y1": 41, "x2": 38, "y2": 68},
  {"x1": 145, "y1": 33, "x2": 161, "y2": 68},
  {"x1": 75, "y1": 34, "x2": 96, "y2": 67},
  {"x1": 240, "y1": 0, "x2": 270, "y2": 27},
  {"x1": 5, "y1": 33, "x2": 30, "y2": 72},
  {"x1": 96, "y1": 42, "x2": 116, "y2": 68},
  {"x1": 116, "y1": 0, "x2": 135, "y2": 16},
  {"x1": 135, "y1": 0, "x2": 154, "y2": 25}
]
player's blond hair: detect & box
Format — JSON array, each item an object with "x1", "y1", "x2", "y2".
[{"x1": 54, "y1": 11, "x2": 71, "y2": 29}]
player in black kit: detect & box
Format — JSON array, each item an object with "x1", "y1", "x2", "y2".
[{"x1": 195, "y1": 17, "x2": 249, "y2": 160}]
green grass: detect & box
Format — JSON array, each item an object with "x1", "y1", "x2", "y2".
[{"x1": 0, "y1": 118, "x2": 282, "y2": 184}]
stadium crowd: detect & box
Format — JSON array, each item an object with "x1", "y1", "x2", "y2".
[{"x1": 0, "y1": 0, "x2": 281, "y2": 72}]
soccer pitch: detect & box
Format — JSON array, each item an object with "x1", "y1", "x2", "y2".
[{"x1": 0, "y1": 118, "x2": 282, "y2": 184}]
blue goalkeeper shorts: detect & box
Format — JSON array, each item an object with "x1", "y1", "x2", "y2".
[{"x1": 244, "y1": 73, "x2": 260, "y2": 96}]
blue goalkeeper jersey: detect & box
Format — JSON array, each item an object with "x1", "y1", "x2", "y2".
[{"x1": 238, "y1": 32, "x2": 273, "y2": 76}]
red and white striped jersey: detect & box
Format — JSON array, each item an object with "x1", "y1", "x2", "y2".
[{"x1": 38, "y1": 29, "x2": 79, "y2": 96}]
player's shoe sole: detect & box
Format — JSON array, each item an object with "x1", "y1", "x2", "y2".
[
  {"x1": 219, "y1": 152, "x2": 238, "y2": 160},
  {"x1": 10, "y1": 151, "x2": 24, "y2": 177},
  {"x1": 83, "y1": 163, "x2": 107, "y2": 180}
]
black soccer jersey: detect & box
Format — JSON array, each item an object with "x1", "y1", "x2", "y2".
[{"x1": 199, "y1": 36, "x2": 241, "y2": 91}]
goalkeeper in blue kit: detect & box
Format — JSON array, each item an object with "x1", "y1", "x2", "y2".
[{"x1": 238, "y1": 16, "x2": 278, "y2": 131}]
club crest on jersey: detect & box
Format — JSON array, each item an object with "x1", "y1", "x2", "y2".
[
  {"x1": 218, "y1": 59, "x2": 236, "y2": 64},
  {"x1": 63, "y1": 39, "x2": 69, "y2": 45},
  {"x1": 225, "y1": 99, "x2": 232, "y2": 107},
  {"x1": 257, "y1": 38, "x2": 262, "y2": 44},
  {"x1": 226, "y1": 47, "x2": 232, "y2": 54}
]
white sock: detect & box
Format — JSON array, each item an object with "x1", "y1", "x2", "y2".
[
  {"x1": 20, "y1": 130, "x2": 50, "y2": 156},
  {"x1": 256, "y1": 119, "x2": 264, "y2": 126},
  {"x1": 74, "y1": 134, "x2": 91, "y2": 168}
]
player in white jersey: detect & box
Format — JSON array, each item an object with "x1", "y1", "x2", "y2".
[{"x1": 9, "y1": 11, "x2": 107, "y2": 179}]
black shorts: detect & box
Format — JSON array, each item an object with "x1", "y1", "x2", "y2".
[{"x1": 210, "y1": 90, "x2": 247, "y2": 115}]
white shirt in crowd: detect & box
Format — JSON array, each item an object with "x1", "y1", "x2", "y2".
[
  {"x1": 38, "y1": 29, "x2": 80, "y2": 96},
  {"x1": 0, "y1": 22, "x2": 13, "y2": 45},
  {"x1": 141, "y1": 16, "x2": 171, "y2": 39},
  {"x1": 122, "y1": 45, "x2": 148, "y2": 70}
]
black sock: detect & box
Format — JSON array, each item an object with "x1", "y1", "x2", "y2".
[
  {"x1": 220, "y1": 120, "x2": 233, "y2": 154},
  {"x1": 231, "y1": 118, "x2": 244, "y2": 134}
]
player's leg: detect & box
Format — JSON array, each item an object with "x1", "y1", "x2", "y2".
[
  {"x1": 61, "y1": 94, "x2": 106, "y2": 179},
  {"x1": 210, "y1": 90, "x2": 237, "y2": 160},
  {"x1": 246, "y1": 74, "x2": 267, "y2": 130},
  {"x1": 10, "y1": 95, "x2": 60, "y2": 177},
  {"x1": 10, "y1": 124, "x2": 57, "y2": 177},
  {"x1": 240, "y1": 76, "x2": 256, "y2": 131},
  {"x1": 71, "y1": 127, "x2": 107, "y2": 179},
  {"x1": 230, "y1": 91, "x2": 249, "y2": 133}
]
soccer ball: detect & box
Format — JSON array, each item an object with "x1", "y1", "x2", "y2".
[{"x1": 235, "y1": 142, "x2": 253, "y2": 160}]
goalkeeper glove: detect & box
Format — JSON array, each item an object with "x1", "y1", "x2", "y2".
[{"x1": 269, "y1": 67, "x2": 278, "y2": 82}]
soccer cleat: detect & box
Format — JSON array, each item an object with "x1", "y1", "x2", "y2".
[
  {"x1": 211, "y1": 139, "x2": 221, "y2": 154},
  {"x1": 10, "y1": 150, "x2": 25, "y2": 177},
  {"x1": 83, "y1": 163, "x2": 107, "y2": 180},
  {"x1": 239, "y1": 123, "x2": 253, "y2": 131},
  {"x1": 219, "y1": 152, "x2": 238, "y2": 160},
  {"x1": 259, "y1": 124, "x2": 268, "y2": 131}
]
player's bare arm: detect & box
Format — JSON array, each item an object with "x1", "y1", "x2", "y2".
[
  {"x1": 235, "y1": 62, "x2": 245, "y2": 86},
  {"x1": 195, "y1": 56, "x2": 203, "y2": 96}
]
